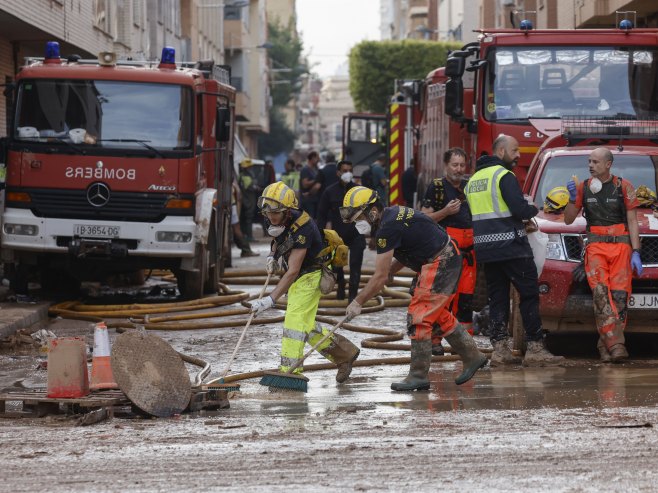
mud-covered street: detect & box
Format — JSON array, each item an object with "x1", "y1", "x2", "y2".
[{"x1": 0, "y1": 241, "x2": 658, "y2": 492}]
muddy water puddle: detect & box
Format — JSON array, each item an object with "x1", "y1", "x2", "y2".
[{"x1": 220, "y1": 365, "x2": 658, "y2": 421}]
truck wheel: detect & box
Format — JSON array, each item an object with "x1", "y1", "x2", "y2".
[
  {"x1": 178, "y1": 243, "x2": 208, "y2": 300},
  {"x1": 510, "y1": 287, "x2": 526, "y2": 353},
  {"x1": 204, "y1": 218, "x2": 220, "y2": 294}
]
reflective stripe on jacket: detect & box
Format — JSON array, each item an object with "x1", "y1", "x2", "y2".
[{"x1": 466, "y1": 164, "x2": 530, "y2": 263}]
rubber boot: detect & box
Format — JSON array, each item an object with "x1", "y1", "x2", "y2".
[
  {"x1": 391, "y1": 339, "x2": 432, "y2": 391},
  {"x1": 597, "y1": 338, "x2": 612, "y2": 363},
  {"x1": 431, "y1": 343, "x2": 445, "y2": 356},
  {"x1": 609, "y1": 343, "x2": 629, "y2": 363},
  {"x1": 523, "y1": 340, "x2": 565, "y2": 367},
  {"x1": 490, "y1": 338, "x2": 522, "y2": 367},
  {"x1": 319, "y1": 332, "x2": 360, "y2": 383},
  {"x1": 445, "y1": 324, "x2": 488, "y2": 385}
]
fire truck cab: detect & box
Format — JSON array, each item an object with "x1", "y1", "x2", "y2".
[{"x1": 0, "y1": 42, "x2": 236, "y2": 299}]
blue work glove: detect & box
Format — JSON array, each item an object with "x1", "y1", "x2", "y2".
[
  {"x1": 566, "y1": 180, "x2": 577, "y2": 202},
  {"x1": 250, "y1": 295, "x2": 274, "y2": 315},
  {"x1": 631, "y1": 250, "x2": 643, "y2": 276}
]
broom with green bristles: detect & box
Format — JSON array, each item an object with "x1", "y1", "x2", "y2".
[
  {"x1": 211, "y1": 273, "x2": 272, "y2": 392},
  {"x1": 259, "y1": 316, "x2": 349, "y2": 393}
]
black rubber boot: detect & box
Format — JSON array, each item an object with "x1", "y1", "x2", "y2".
[
  {"x1": 391, "y1": 339, "x2": 432, "y2": 391},
  {"x1": 445, "y1": 324, "x2": 488, "y2": 385}
]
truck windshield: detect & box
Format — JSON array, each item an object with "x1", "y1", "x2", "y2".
[
  {"x1": 14, "y1": 79, "x2": 193, "y2": 149},
  {"x1": 534, "y1": 154, "x2": 658, "y2": 207},
  {"x1": 485, "y1": 46, "x2": 658, "y2": 122}
]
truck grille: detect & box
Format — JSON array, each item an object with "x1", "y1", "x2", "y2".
[
  {"x1": 9, "y1": 188, "x2": 191, "y2": 222},
  {"x1": 563, "y1": 234, "x2": 658, "y2": 265}
]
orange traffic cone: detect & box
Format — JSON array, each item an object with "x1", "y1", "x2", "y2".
[{"x1": 90, "y1": 322, "x2": 119, "y2": 391}]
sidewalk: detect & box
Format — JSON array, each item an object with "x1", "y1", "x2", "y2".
[{"x1": 0, "y1": 297, "x2": 51, "y2": 340}]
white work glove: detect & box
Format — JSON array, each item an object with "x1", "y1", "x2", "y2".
[
  {"x1": 345, "y1": 300, "x2": 362, "y2": 322},
  {"x1": 265, "y1": 255, "x2": 278, "y2": 275},
  {"x1": 250, "y1": 295, "x2": 274, "y2": 315}
]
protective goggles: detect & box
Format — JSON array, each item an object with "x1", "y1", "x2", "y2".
[
  {"x1": 257, "y1": 196, "x2": 287, "y2": 212},
  {"x1": 339, "y1": 205, "x2": 365, "y2": 223}
]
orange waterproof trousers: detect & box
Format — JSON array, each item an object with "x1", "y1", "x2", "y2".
[
  {"x1": 432, "y1": 227, "x2": 475, "y2": 345},
  {"x1": 408, "y1": 240, "x2": 462, "y2": 341},
  {"x1": 584, "y1": 224, "x2": 632, "y2": 350}
]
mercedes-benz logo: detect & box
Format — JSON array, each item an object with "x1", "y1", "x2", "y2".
[{"x1": 87, "y1": 182, "x2": 110, "y2": 207}]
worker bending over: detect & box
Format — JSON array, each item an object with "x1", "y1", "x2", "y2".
[
  {"x1": 341, "y1": 186, "x2": 487, "y2": 391},
  {"x1": 249, "y1": 182, "x2": 360, "y2": 383}
]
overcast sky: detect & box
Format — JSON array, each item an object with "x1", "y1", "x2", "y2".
[{"x1": 296, "y1": 0, "x2": 381, "y2": 77}]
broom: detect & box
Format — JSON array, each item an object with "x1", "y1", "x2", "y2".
[
  {"x1": 212, "y1": 272, "x2": 272, "y2": 392},
  {"x1": 259, "y1": 316, "x2": 349, "y2": 393}
]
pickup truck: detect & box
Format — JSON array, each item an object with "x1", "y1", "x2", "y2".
[{"x1": 520, "y1": 143, "x2": 658, "y2": 346}]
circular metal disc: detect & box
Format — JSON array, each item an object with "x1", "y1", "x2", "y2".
[{"x1": 111, "y1": 331, "x2": 191, "y2": 417}]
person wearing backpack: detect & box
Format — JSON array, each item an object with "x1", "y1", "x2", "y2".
[
  {"x1": 250, "y1": 182, "x2": 360, "y2": 383},
  {"x1": 420, "y1": 148, "x2": 475, "y2": 357},
  {"x1": 317, "y1": 160, "x2": 366, "y2": 302},
  {"x1": 565, "y1": 147, "x2": 642, "y2": 363}
]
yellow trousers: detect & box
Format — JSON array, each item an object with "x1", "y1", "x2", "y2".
[{"x1": 280, "y1": 270, "x2": 336, "y2": 373}]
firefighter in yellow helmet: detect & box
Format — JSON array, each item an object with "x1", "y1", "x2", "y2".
[
  {"x1": 543, "y1": 186, "x2": 570, "y2": 213},
  {"x1": 341, "y1": 186, "x2": 487, "y2": 391},
  {"x1": 249, "y1": 182, "x2": 360, "y2": 384}
]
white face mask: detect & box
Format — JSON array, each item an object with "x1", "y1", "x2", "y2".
[
  {"x1": 267, "y1": 225, "x2": 286, "y2": 237},
  {"x1": 340, "y1": 172, "x2": 353, "y2": 184},
  {"x1": 355, "y1": 220, "x2": 371, "y2": 236},
  {"x1": 589, "y1": 177, "x2": 603, "y2": 194}
]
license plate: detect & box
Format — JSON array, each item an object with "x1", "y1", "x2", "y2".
[
  {"x1": 73, "y1": 224, "x2": 120, "y2": 238},
  {"x1": 628, "y1": 294, "x2": 658, "y2": 309}
]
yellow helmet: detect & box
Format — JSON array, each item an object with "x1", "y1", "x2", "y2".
[
  {"x1": 340, "y1": 186, "x2": 378, "y2": 222},
  {"x1": 544, "y1": 186, "x2": 570, "y2": 213},
  {"x1": 258, "y1": 181, "x2": 299, "y2": 211},
  {"x1": 636, "y1": 185, "x2": 657, "y2": 206},
  {"x1": 240, "y1": 158, "x2": 252, "y2": 168}
]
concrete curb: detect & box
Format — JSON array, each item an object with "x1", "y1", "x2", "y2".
[{"x1": 0, "y1": 302, "x2": 51, "y2": 340}]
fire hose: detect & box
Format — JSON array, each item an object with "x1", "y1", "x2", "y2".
[{"x1": 49, "y1": 269, "x2": 490, "y2": 385}]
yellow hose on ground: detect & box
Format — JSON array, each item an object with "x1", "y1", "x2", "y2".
[{"x1": 51, "y1": 268, "x2": 488, "y2": 383}]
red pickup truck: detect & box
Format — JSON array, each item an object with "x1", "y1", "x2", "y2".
[{"x1": 521, "y1": 125, "x2": 658, "y2": 343}]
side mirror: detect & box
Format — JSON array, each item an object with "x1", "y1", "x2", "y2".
[
  {"x1": 445, "y1": 79, "x2": 464, "y2": 118},
  {"x1": 445, "y1": 57, "x2": 465, "y2": 78},
  {"x1": 216, "y1": 107, "x2": 231, "y2": 142}
]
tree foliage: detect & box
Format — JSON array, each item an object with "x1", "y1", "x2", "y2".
[
  {"x1": 267, "y1": 19, "x2": 308, "y2": 107},
  {"x1": 258, "y1": 19, "x2": 308, "y2": 155},
  {"x1": 258, "y1": 106, "x2": 296, "y2": 157},
  {"x1": 349, "y1": 40, "x2": 461, "y2": 113}
]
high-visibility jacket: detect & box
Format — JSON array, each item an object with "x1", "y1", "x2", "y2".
[{"x1": 466, "y1": 164, "x2": 530, "y2": 263}]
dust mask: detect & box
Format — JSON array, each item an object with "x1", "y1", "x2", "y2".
[
  {"x1": 340, "y1": 172, "x2": 353, "y2": 184},
  {"x1": 355, "y1": 220, "x2": 371, "y2": 236},
  {"x1": 589, "y1": 177, "x2": 602, "y2": 194},
  {"x1": 267, "y1": 225, "x2": 285, "y2": 237}
]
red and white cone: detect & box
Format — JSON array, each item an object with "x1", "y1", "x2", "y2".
[{"x1": 90, "y1": 322, "x2": 118, "y2": 391}]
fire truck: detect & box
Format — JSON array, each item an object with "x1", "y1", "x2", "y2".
[{"x1": 0, "y1": 42, "x2": 236, "y2": 299}]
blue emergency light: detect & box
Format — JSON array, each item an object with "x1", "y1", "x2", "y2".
[
  {"x1": 520, "y1": 19, "x2": 533, "y2": 31},
  {"x1": 161, "y1": 47, "x2": 176, "y2": 65},
  {"x1": 619, "y1": 19, "x2": 633, "y2": 30},
  {"x1": 45, "y1": 41, "x2": 60, "y2": 60}
]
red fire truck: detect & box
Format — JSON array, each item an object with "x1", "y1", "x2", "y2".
[
  {"x1": 0, "y1": 42, "x2": 236, "y2": 299},
  {"x1": 436, "y1": 22, "x2": 658, "y2": 185}
]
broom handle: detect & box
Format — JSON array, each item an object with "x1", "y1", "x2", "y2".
[
  {"x1": 220, "y1": 272, "x2": 272, "y2": 378},
  {"x1": 286, "y1": 316, "x2": 349, "y2": 374}
]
